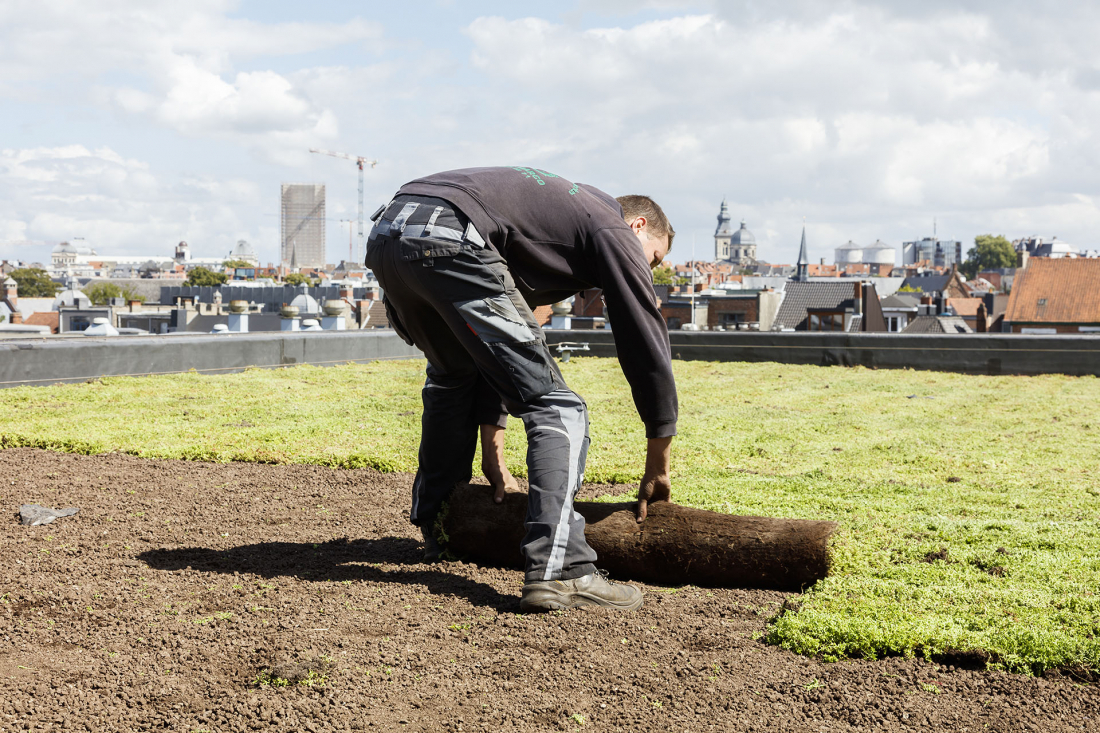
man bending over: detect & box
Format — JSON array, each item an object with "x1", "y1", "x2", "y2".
[{"x1": 365, "y1": 167, "x2": 676, "y2": 612}]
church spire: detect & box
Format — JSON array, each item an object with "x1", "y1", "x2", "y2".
[
  {"x1": 795, "y1": 224, "x2": 809, "y2": 282},
  {"x1": 714, "y1": 197, "x2": 733, "y2": 262},
  {"x1": 715, "y1": 197, "x2": 732, "y2": 236}
]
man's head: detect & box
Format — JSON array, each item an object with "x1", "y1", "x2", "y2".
[{"x1": 616, "y1": 195, "x2": 675, "y2": 269}]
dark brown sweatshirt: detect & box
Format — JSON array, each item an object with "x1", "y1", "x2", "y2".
[{"x1": 397, "y1": 166, "x2": 677, "y2": 438}]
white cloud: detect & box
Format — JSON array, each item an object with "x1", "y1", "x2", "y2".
[
  {"x1": 5, "y1": 2, "x2": 1100, "y2": 269},
  {"x1": 460, "y1": 8, "x2": 1100, "y2": 260},
  {"x1": 1, "y1": 1, "x2": 378, "y2": 161},
  {"x1": 0, "y1": 145, "x2": 270, "y2": 263}
]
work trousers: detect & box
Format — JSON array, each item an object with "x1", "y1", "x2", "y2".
[{"x1": 365, "y1": 195, "x2": 598, "y2": 582}]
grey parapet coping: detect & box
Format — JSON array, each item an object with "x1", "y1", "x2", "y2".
[
  {"x1": 4, "y1": 328, "x2": 1097, "y2": 388},
  {"x1": 544, "y1": 330, "x2": 1100, "y2": 377},
  {"x1": 0, "y1": 330, "x2": 424, "y2": 388}
]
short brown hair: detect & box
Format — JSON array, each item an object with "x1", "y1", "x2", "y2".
[{"x1": 616, "y1": 195, "x2": 675, "y2": 249}]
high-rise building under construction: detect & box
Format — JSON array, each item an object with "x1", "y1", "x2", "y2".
[{"x1": 280, "y1": 183, "x2": 326, "y2": 268}]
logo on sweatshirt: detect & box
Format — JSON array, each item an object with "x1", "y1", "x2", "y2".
[{"x1": 511, "y1": 166, "x2": 561, "y2": 186}]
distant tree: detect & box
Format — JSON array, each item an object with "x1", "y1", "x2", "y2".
[
  {"x1": 961, "y1": 234, "x2": 1016, "y2": 278},
  {"x1": 120, "y1": 286, "x2": 146, "y2": 303},
  {"x1": 9, "y1": 267, "x2": 61, "y2": 298},
  {"x1": 896, "y1": 284, "x2": 922, "y2": 293},
  {"x1": 283, "y1": 272, "x2": 311, "y2": 287},
  {"x1": 223, "y1": 259, "x2": 251, "y2": 270},
  {"x1": 652, "y1": 264, "x2": 675, "y2": 285},
  {"x1": 186, "y1": 267, "x2": 229, "y2": 287},
  {"x1": 85, "y1": 282, "x2": 122, "y2": 305}
]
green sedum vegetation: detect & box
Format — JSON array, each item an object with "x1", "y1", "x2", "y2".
[{"x1": 1, "y1": 358, "x2": 1097, "y2": 675}]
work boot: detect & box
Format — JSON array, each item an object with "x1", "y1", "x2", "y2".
[
  {"x1": 519, "y1": 570, "x2": 642, "y2": 612},
  {"x1": 420, "y1": 525, "x2": 443, "y2": 563}
]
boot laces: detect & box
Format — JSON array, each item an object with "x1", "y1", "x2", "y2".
[{"x1": 594, "y1": 568, "x2": 617, "y2": 585}]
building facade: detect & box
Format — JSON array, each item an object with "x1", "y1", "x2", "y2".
[
  {"x1": 281, "y1": 183, "x2": 326, "y2": 268},
  {"x1": 902, "y1": 237, "x2": 962, "y2": 268}
]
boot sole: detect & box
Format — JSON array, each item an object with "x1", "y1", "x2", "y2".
[{"x1": 519, "y1": 590, "x2": 643, "y2": 613}]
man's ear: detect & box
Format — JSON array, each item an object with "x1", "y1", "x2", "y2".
[{"x1": 629, "y1": 216, "x2": 648, "y2": 236}]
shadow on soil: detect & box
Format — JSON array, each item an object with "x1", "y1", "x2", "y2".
[{"x1": 137, "y1": 537, "x2": 516, "y2": 610}]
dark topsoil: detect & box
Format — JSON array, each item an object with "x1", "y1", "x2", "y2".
[{"x1": 1, "y1": 448, "x2": 1096, "y2": 733}]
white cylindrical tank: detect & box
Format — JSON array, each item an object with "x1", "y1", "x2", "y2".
[
  {"x1": 834, "y1": 240, "x2": 863, "y2": 264},
  {"x1": 862, "y1": 240, "x2": 897, "y2": 266}
]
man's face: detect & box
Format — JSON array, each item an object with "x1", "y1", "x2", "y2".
[
  {"x1": 644, "y1": 233, "x2": 671, "y2": 269},
  {"x1": 628, "y1": 216, "x2": 671, "y2": 269}
]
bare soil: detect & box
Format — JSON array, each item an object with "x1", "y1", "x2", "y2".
[{"x1": 1, "y1": 448, "x2": 1096, "y2": 732}]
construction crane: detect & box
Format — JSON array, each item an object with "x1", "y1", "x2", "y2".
[{"x1": 309, "y1": 148, "x2": 378, "y2": 268}]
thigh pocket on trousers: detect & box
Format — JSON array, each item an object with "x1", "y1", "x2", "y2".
[
  {"x1": 455, "y1": 294, "x2": 536, "y2": 343},
  {"x1": 456, "y1": 294, "x2": 555, "y2": 402}
]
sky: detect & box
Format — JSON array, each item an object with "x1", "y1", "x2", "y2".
[{"x1": 3, "y1": 0, "x2": 1100, "y2": 268}]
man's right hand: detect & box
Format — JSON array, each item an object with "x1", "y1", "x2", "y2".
[
  {"x1": 480, "y1": 424, "x2": 518, "y2": 503},
  {"x1": 637, "y1": 436, "x2": 672, "y2": 522}
]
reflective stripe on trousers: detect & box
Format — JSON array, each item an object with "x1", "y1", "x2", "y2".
[{"x1": 515, "y1": 389, "x2": 593, "y2": 581}]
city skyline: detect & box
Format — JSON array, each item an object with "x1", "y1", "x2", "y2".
[{"x1": 4, "y1": 2, "x2": 1100, "y2": 268}]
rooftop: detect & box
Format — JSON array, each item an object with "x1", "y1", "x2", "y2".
[
  {"x1": 947, "y1": 298, "x2": 984, "y2": 318},
  {"x1": 1004, "y1": 258, "x2": 1100, "y2": 324},
  {"x1": 899, "y1": 272, "x2": 951, "y2": 293},
  {"x1": 771, "y1": 281, "x2": 858, "y2": 330},
  {"x1": 880, "y1": 292, "x2": 921, "y2": 309},
  {"x1": 2, "y1": 357, "x2": 1098, "y2": 676},
  {"x1": 903, "y1": 314, "x2": 973, "y2": 334}
]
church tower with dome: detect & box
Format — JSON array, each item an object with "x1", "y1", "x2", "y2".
[{"x1": 714, "y1": 199, "x2": 757, "y2": 265}]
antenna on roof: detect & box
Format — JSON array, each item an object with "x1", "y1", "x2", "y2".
[
  {"x1": 691, "y1": 232, "x2": 696, "y2": 329},
  {"x1": 933, "y1": 217, "x2": 937, "y2": 240}
]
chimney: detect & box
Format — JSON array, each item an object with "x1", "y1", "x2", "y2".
[
  {"x1": 853, "y1": 281, "x2": 863, "y2": 315},
  {"x1": 1017, "y1": 250, "x2": 1029, "y2": 269},
  {"x1": 976, "y1": 302, "x2": 988, "y2": 333},
  {"x1": 3, "y1": 276, "x2": 17, "y2": 309}
]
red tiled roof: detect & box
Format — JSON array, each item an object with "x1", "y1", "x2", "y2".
[
  {"x1": 24, "y1": 312, "x2": 59, "y2": 333},
  {"x1": 947, "y1": 298, "x2": 983, "y2": 317},
  {"x1": 1004, "y1": 258, "x2": 1100, "y2": 324},
  {"x1": 532, "y1": 305, "x2": 553, "y2": 326}
]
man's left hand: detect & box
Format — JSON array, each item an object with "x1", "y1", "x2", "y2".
[{"x1": 636, "y1": 436, "x2": 673, "y2": 522}]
